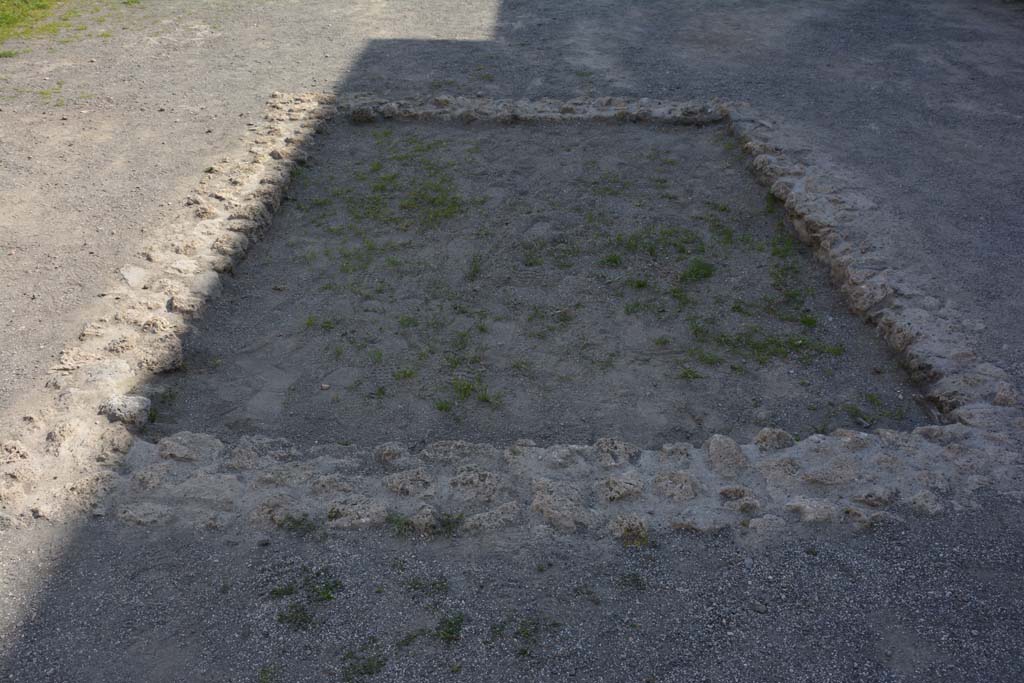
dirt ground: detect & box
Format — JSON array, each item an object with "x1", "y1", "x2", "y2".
[
  {"x1": 2, "y1": 0, "x2": 1024, "y2": 681},
  {"x1": 149, "y1": 118, "x2": 922, "y2": 447}
]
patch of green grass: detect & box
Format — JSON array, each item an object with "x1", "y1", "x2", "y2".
[
  {"x1": 303, "y1": 569, "x2": 344, "y2": 603},
  {"x1": 612, "y1": 224, "x2": 703, "y2": 259},
  {"x1": 599, "y1": 253, "x2": 622, "y2": 267},
  {"x1": 435, "y1": 399, "x2": 453, "y2": 412},
  {"x1": 715, "y1": 326, "x2": 844, "y2": 365},
  {"x1": 476, "y1": 384, "x2": 503, "y2": 406},
  {"x1": 689, "y1": 347, "x2": 724, "y2": 367},
  {"x1": 624, "y1": 300, "x2": 659, "y2": 315},
  {"x1": 770, "y1": 233, "x2": 796, "y2": 258},
  {"x1": 405, "y1": 575, "x2": 449, "y2": 595},
  {"x1": 276, "y1": 603, "x2": 313, "y2": 630},
  {"x1": 466, "y1": 253, "x2": 482, "y2": 281},
  {"x1": 709, "y1": 222, "x2": 734, "y2": 245},
  {"x1": 269, "y1": 583, "x2": 297, "y2": 599},
  {"x1": 385, "y1": 512, "x2": 416, "y2": 537},
  {"x1": 653, "y1": 336, "x2": 671, "y2": 347},
  {"x1": 688, "y1": 316, "x2": 713, "y2": 343},
  {"x1": 435, "y1": 613, "x2": 465, "y2": 645},
  {"x1": 799, "y1": 313, "x2": 818, "y2": 329},
  {"x1": 398, "y1": 315, "x2": 418, "y2": 328},
  {"x1": 669, "y1": 287, "x2": 694, "y2": 308},
  {"x1": 0, "y1": 0, "x2": 62, "y2": 44},
  {"x1": 452, "y1": 377, "x2": 475, "y2": 401},
  {"x1": 676, "y1": 365, "x2": 703, "y2": 380},
  {"x1": 399, "y1": 176, "x2": 465, "y2": 228},
  {"x1": 393, "y1": 367, "x2": 416, "y2": 380},
  {"x1": 0, "y1": 49, "x2": 16, "y2": 57},
  {"x1": 436, "y1": 512, "x2": 464, "y2": 536},
  {"x1": 679, "y1": 258, "x2": 715, "y2": 282},
  {"x1": 341, "y1": 647, "x2": 386, "y2": 681},
  {"x1": 521, "y1": 240, "x2": 544, "y2": 267},
  {"x1": 588, "y1": 171, "x2": 630, "y2": 196},
  {"x1": 843, "y1": 403, "x2": 874, "y2": 426}
]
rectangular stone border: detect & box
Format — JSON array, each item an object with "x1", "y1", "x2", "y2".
[{"x1": 1, "y1": 92, "x2": 1020, "y2": 529}]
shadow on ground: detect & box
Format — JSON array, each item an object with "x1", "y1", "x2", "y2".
[{"x1": 3, "y1": 1, "x2": 1024, "y2": 680}]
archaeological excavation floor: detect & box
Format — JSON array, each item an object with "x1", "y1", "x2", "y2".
[{"x1": 147, "y1": 118, "x2": 925, "y2": 448}]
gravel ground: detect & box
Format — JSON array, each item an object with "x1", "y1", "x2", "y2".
[
  {"x1": 2, "y1": 0, "x2": 1023, "y2": 680},
  {"x1": 1, "y1": 498, "x2": 1022, "y2": 682},
  {"x1": 149, "y1": 118, "x2": 923, "y2": 447},
  {"x1": 1, "y1": 0, "x2": 1022, "y2": 432}
]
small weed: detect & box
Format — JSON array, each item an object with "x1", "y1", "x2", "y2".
[
  {"x1": 676, "y1": 365, "x2": 703, "y2": 380},
  {"x1": 452, "y1": 377, "x2": 475, "y2": 401},
  {"x1": 398, "y1": 315, "x2": 418, "y2": 328},
  {"x1": 396, "y1": 629, "x2": 430, "y2": 648},
  {"x1": 257, "y1": 666, "x2": 277, "y2": 683},
  {"x1": 341, "y1": 648, "x2": 386, "y2": 681},
  {"x1": 510, "y1": 359, "x2": 533, "y2": 374},
  {"x1": 600, "y1": 253, "x2": 622, "y2": 267},
  {"x1": 715, "y1": 327, "x2": 844, "y2": 365},
  {"x1": 393, "y1": 368, "x2": 416, "y2": 380},
  {"x1": 276, "y1": 603, "x2": 313, "y2": 630},
  {"x1": 653, "y1": 336, "x2": 671, "y2": 347},
  {"x1": 0, "y1": 50, "x2": 16, "y2": 58},
  {"x1": 521, "y1": 241, "x2": 544, "y2": 267},
  {"x1": 688, "y1": 316, "x2": 713, "y2": 343},
  {"x1": 269, "y1": 583, "x2": 297, "y2": 599},
  {"x1": 679, "y1": 258, "x2": 715, "y2": 282},
  {"x1": 627, "y1": 278, "x2": 649, "y2": 290},
  {"x1": 275, "y1": 514, "x2": 319, "y2": 537},
  {"x1": 435, "y1": 613, "x2": 465, "y2": 645},
  {"x1": 573, "y1": 584, "x2": 602, "y2": 605},
  {"x1": 799, "y1": 313, "x2": 818, "y2": 328},
  {"x1": 466, "y1": 254, "x2": 482, "y2": 281},
  {"x1": 669, "y1": 287, "x2": 694, "y2": 307},
  {"x1": 435, "y1": 399, "x2": 453, "y2": 412},
  {"x1": 624, "y1": 301, "x2": 659, "y2": 315},
  {"x1": 369, "y1": 349, "x2": 383, "y2": 364},
  {"x1": 589, "y1": 171, "x2": 630, "y2": 196},
  {"x1": 477, "y1": 385, "x2": 503, "y2": 407},
  {"x1": 843, "y1": 403, "x2": 874, "y2": 426},
  {"x1": 436, "y1": 512, "x2": 464, "y2": 536},
  {"x1": 385, "y1": 512, "x2": 416, "y2": 537},
  {"x1": 770, "y1": 233, "x2": 796, "y2": 258},
  {"x1": 405, "y1": 575, "x2": 449, "y2": 595},
  {"x1": 689, "y1": 347, "x2": 724, "y2": 367},
  {"x1": 710, "y1": 223, "x2": 734, "y2": 245}
]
